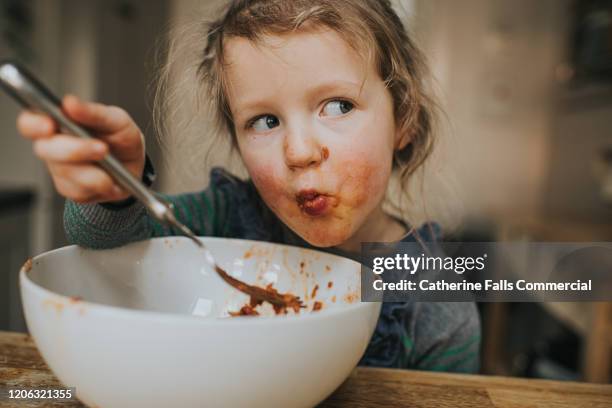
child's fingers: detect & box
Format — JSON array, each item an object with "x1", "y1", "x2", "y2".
[
  {"x1": 102, "y1": 128, "x2": 145, "y2": 157},
  {"x1": 52, "y1": 177, "x2": 101, "y2": 204},
  {"x1": 48, "y1": 163, "x2": 128, "y2": 203},
  {"x1": 62, "y1": 94, "x2": 132, "y2": 134},
  {"x1": 16, "y1": 110, "x2": 56, "y2": 140},
  {"x1": 33, "y1": 136, "x2": 108, "y2": 163}
]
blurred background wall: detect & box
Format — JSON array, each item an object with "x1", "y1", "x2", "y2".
[{"x1": 0, "y1": 0, "x2": 610, "y2": 382}]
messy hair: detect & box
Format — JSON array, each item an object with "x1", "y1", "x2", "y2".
[{"x1": 153, "y1": 0, "x2": 439, "y2": 220}]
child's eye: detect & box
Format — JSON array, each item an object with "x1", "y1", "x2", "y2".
[
  {"x1": 321, "y1": 100, "x2": 354, "y2": 117},
  {"x1": 249, "y1": 115, "x2": 280, "y2": 132}
]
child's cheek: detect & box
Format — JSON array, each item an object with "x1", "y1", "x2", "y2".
[
  {"x1": 337, "y1": 155, "x2": 391, "y2": 210},
  {"x1": 248, "y1": 164, "x2": 285, "y2": 210}
]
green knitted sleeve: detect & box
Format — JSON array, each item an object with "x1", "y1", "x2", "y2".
[{"x1": 63, "y1": 184, "x2": 230, "y2": 249}]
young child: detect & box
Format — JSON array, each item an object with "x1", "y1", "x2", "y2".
[{"x1": 17, "y1": 0, "x2": 479, "y2": 372}]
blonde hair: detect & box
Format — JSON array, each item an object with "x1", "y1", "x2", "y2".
[{"x1": 153, "y1": 0, "x2": 440, "y2": 221}]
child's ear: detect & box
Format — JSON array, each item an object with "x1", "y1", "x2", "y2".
[{"x1": 394, "y1": 128, "x2": 411, "y2": 151}]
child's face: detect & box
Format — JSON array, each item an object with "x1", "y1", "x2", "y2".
[{"x1": 224, "y1": 28, "x2": 402, "y2": 247}]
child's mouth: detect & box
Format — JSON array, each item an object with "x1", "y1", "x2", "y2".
[{"x1": 296, "y1": 189, "x2": 330, "y2": 216}]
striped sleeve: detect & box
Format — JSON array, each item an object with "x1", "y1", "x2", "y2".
[{"x1": 63, "y1": 183, "x2": 231, "y2": 249}]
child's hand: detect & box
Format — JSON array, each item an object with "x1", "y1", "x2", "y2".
[{"x1": 16, "y1": 95, "x2": 145, "y2": 204}]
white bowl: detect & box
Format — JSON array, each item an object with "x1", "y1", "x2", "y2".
[{"x1": 20, "y1": 237, "x2": 381, "y2": 408}]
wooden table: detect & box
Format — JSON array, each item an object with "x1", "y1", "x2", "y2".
[{"x1": 1, "y1": 331, "x2": 610, "y2": 407}]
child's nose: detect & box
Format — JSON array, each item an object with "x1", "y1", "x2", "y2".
[{"x1": 283, "y1": 126, "x2": 323, "y2": 170}]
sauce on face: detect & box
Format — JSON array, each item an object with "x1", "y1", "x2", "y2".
[{"x1": 322, "y1": 146, "x2": 329, "y2": 160}]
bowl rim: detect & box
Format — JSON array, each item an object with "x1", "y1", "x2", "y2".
[{"x1": 20, "y1": 237, "x2": 381, "y2": 327}]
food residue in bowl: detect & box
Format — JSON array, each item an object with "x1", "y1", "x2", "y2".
[
  {"x1": 229, "y1": 281, "x2": 333, "y2": 317},
  {"x1": 22, "y1": 258, "x2": 33, "y2": 272},
  {"x1": 229, "y1": 305, "x2": 259, "y2": 316},
  {"x1": 214, "y1": 265, "x2": 304, "y2": 312},
  {"x1": 43, "y1": 296, "x2": 86, "y2": 316},
  {"x1": 43, "y1": 298, "x2": 65, "y2": 314},
  {"x1": 226, "y1": 262, "x2": 340, "y2": 317},
  {"x1": 69, "y1": 296, "x2": 83, "y2": 304},
  {"x1": 228, "y1": 283, "x2": 305, "y2": 317},
  {"x1": 242, "y1": 244, "x2": 273, "y2": 260}
]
